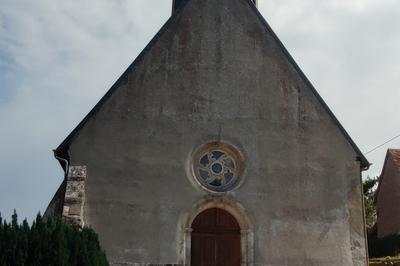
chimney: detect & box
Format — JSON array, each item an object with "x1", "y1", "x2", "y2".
[{"x1": 172, "y1": 0, "x2": 258, "y2": 14}]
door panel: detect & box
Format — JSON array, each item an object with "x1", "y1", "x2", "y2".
[
  {"x1": 191, "y1": 235, "x2": 216, "y2": 266},
  {"x1": 191, "y1": 208, "x2": 241, "y2": 266},
  {"x1": 216, "y1": 234, "x2": 241, "y2": 266}
]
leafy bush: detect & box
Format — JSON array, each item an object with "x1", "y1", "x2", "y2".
[
  {"x1": 369, "y1": 233, "x2": 400, "y2": 258},
  {"x1": 0, "y1": 211, "x2": 108, "y2": 266},
  {"x1": 363, "y1": 176, "x2": 379, "y2": 229}
]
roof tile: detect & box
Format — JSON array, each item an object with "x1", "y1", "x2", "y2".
[{"x1": 388, "y1": 149, "x2": 400, "y2": 170}]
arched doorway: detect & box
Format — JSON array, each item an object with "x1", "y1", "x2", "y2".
[{"x1": 191, "y1": 208, "x2": 241, "y2": 266}]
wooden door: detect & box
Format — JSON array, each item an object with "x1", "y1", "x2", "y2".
[{"x1": 191, "y1": 208, "x2": 241, "y2": 266}]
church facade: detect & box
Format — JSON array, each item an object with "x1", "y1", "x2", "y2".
[{"x1": 46, "y1": 0, "x2": 370, "y2": 265}]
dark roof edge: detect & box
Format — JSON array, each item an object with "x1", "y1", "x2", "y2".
[
  {"x1": 55, "y1": 0, "x2": 191, "y2": 157},
  {"x1": 245, "y1": 0, "x2": 370, "y2": 169}
]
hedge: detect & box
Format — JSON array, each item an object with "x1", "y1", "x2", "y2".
[{"x1": 0, "y1": 211, "x2": 108, "y2": 266}]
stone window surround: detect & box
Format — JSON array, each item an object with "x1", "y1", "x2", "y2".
[
  {"x1": 178, "y1": 197, "x2": 254, "y2": 266},
  {"x1": 190, "y1": 141, "x2": 245, "y2": 194}
]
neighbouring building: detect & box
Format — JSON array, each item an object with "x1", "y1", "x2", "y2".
[
  {"x1": 376, "y1": 149, "x2": 400, "y2": 239},
  {"x1": 45, "y1": 0, "x2": 370, "y2": 265}
]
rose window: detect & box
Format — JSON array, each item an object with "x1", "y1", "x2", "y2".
[{"x1": 193, "y1": 143, "x2": 242, "y2": 192}]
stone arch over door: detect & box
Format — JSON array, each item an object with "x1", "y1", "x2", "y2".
[{"x1": 179, "y1": 197, "x2": 254, "y2": 266}]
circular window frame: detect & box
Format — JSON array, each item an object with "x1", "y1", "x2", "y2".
[{"x1": 191, "y1": 142, "x2": 244, "y2": 193}]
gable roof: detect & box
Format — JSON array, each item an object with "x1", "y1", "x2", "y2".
[
  {"x1": 54, "y1": 0, "x2": 192, "y2": 168},
  {"x1": 376, "y1": 149, "x2": 400, "y2": 200},
  {"x1": 382, "y1": 149, "x2": 400, "y2": 175},
  {"x1": 389, "y1": 149, "x2": 400, "y2": 170},
  {"x1": 54, "y1": 0, "x2": 370, "y2": 170}
]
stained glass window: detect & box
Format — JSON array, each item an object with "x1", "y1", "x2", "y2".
[{"x1": 193, "y1": 143, "x2": 242, "y2": 192}]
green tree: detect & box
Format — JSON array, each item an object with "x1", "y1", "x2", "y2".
[
  {"x1": 363, "y1": 176, "x2": 379, "y2": 229},
  {"x1": 0, "y1": 211, "x2": 108, "y2": 266}
]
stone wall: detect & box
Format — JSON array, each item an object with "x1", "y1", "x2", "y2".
[{"x1": 62, "y1": 166, "x2": 86, "y2": 227}]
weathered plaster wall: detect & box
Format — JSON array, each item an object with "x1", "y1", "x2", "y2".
[{"x1": 66, "y1": 0, "x2": 366, "y2": 264}]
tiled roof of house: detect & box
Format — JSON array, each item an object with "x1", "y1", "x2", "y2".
[
  {"x1": 388, "y1": 149, "x2": 400, "y2": 170},
  {"x1": 375, "y1": 149, "x2": 400, "y2": 201}
]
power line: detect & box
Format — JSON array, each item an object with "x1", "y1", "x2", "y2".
[{"x1": 365, "y1": 133, "x2": 400, "y2": 155}]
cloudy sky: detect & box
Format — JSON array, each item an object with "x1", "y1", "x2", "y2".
[{"x1": 1, "y1": 0, "x2": 399, "y2": 221}]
